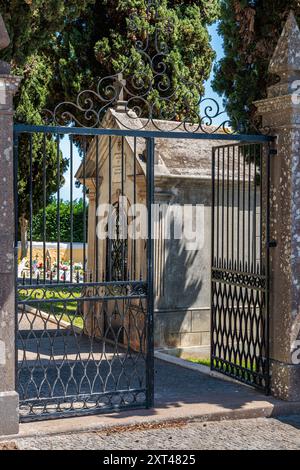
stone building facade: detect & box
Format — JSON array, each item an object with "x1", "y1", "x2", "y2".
[{"x1": 76, "y1": 105, "x2": 256, "y2": 353}]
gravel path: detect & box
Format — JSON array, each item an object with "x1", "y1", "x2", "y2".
[{"x1": 13, "y1": 415, "x2": 300, "y2": 450}]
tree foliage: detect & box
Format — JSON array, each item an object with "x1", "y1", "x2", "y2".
[
  {"x1": 0, "y1": 0, "x2": 92, "y2": 255},
  {"x1": 15, "y1": 55, "x2": 68, "y2": 223},
  {"x1": 0, "y1": 0, "x2": 220, "y2": 254},
  {"x1": 0, "y1": 1, "x2": 94, "y2": 66},
  {"x1": 212, "y1": 1, "x2": 300, "y2": 130},
  {"x1": 1, "y1": 0, "x2": 220, "y2": 123},
  {"x1": 32, "y1": 199, "x2": 88, "y2": 243},
  {"x1": 46, "y1": 0, "x2": 221, "y2": 121}
]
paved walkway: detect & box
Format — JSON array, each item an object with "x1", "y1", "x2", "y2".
[
  {"x1": 18, "y1": 309, "x2": 145, "y2": 417},
  {"x1": 15, "y1": 309, "x2": 300, "y2": 440},
  {"x1": 12, "y1": 356, "x2": 300, "y2": 440},
  {"x1": 18, "y1": 310, "x2": 272, "y2": 419},
  {"x1": 10, "y1": 415, "x2": 300, "y2": 450}
]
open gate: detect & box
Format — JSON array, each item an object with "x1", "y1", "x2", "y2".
[
  {"x1": 14, "y1": 124, "x2": 274, "y2": 423},
  {"x1": 211, "y1": 142, "x2": 271, "y2": 392},
  {"x1": 14, "y1": 125, "x2": 155, "y2": 421}
]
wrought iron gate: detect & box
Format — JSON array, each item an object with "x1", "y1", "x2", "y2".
[
  {"x1": 211, "y1": 142, "x2": 271, "y2": 392},
  {"x1": 14, "y1": 125, "x2": 154, "y2": 422}
]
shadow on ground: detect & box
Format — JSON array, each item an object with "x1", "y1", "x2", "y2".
[{"x1": 18, "y1": 311, "x2": 295, "y2": 423}]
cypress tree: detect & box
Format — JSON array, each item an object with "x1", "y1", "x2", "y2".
[{"x1": 212, "y1": 1, "x2": 300, "y2": 130}]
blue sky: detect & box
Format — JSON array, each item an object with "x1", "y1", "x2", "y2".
[
  {"x1": 205, "y1": 23, "x2": 225, "y2": 107},
  {"x1": 60, "y1": 23, "x2": 225, "y2": 201}
]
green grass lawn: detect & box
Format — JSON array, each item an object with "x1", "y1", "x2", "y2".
[
  {"x1": 185, "y1": 357, "x2": 211, "y2": 367},
  {"x1": 185, "y1": 356, "x2": 258, "y2": 373},
  {"x1": 18, "y1": 287, "x2": 84, "y2": 329}
]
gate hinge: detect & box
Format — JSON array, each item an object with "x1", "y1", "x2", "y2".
[
  {"x1": 268, "y1": 240, "x2": 277, "y2": 248},
  {"x1": 269, "y1": 149, "x2": 277, "y2": 156}
]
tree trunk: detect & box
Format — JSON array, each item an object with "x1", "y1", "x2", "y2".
[{"x1": 20, "y1": 215, "x2": 28, "y2": 260}]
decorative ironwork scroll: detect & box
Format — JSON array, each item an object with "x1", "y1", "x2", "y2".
[{"x1": 42, "y1": 1, "x2": 267, "y2": 135}]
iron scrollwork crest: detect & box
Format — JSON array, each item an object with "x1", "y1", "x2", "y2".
[{"x1": 42, "y1": 1, "x2": 268, "y2": 135}]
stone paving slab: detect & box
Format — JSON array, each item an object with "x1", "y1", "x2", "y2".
[
  {"x1": 10, "y1": 357, "x2": 300, "y2": 440},
  {"x1": 10, "y1": 415, "x2": 300, "y2": 450},
  {"x1": 13, "y1": 311, "x2": 300, "y2": 440}
]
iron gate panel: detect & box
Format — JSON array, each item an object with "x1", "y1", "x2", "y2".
[
  {"x1": 14, "y1": 123, "x2": 274, "y2": 422},
  {"x1": 14, "y1": 126, "x2": 154, "y2": 422},
  {"x1": 211, "y1": 142, "x2": 270, "y2": 392}
]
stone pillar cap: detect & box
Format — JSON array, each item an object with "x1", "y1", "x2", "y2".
[
  {"x1": 0, "y1": 14, "x2": 10, "y2": 50},
  {"x1": 0, "y1": 14, "x2": 11, "y2": 74},
  {"x1": 269, "y1": 11, "x2": 300, "y2": 75}
]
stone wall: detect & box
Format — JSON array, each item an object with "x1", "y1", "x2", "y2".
[
  {"x1": 17, "y1": 242, "x2": 85, "y2": 264},
  {"x1": 153, "y1": 176, "x2": 259, "y2": 351},
  {"x1": 0, "y1": 72, "x2": 21, "y2": 435},
  {"x1": 153, "y1": 179, "x2": 211, "y2": 350},
  {"x1": 254, "y1": 11, "x2": 300, "y2": 401}
]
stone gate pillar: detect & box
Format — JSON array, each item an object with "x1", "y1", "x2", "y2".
[
  {"x1": 0, "y1": 16, "x2": 21, "y2": 435},
  {"x1": 255, "y1": 11, "x2": 300, "y2": 401}
]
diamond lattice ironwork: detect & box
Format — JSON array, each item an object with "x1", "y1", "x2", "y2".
[{"x1": 211, "y1": 143, "x2": 270, "y2": 391}]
